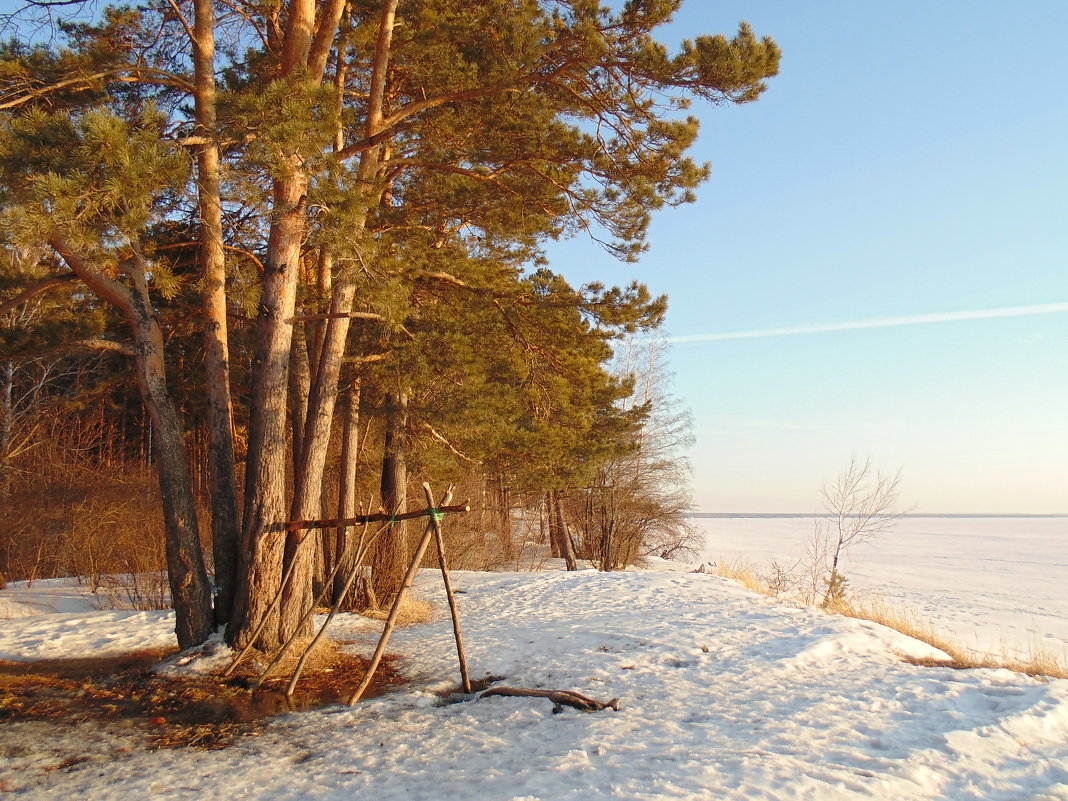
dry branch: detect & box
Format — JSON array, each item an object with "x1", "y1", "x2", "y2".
[{"x1": 480, "y1": 686, "x2": 620, "y2": 712}]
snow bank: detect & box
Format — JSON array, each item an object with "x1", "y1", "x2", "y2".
[
  {"x1": 697, "y1": 516, "x2": 1068, "y2": 661},
  {"x1": 2, "y1": 568, "x2": 1067, "y2": 800}
]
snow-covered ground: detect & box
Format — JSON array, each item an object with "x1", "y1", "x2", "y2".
[
  {"x1": 697, "y1": 516, "x2": 1068, "y2": 661},
  {"x1": 2, "y1": 564, "x2": 1068, "y2": 800}
]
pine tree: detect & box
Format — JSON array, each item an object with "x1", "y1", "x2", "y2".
[{"x1": 0, "y1": 103, "x2": 214, "y2": 648}]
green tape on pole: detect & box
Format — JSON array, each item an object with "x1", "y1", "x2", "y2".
[{"x1": 429, "y1": 509, "x2": 445, "y2": 523}]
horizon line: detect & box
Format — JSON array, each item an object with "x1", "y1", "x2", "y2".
[
  {"x1": 666, "y1": 301, "x2": 1068, "y2": 344},
  {"x1": 689, "y1": 512, "x2": 1068, "y2": 519}
]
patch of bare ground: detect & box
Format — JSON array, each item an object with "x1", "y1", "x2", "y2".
[{"x1": 0, "y1": 645, "x2": 409, "y2": 750}]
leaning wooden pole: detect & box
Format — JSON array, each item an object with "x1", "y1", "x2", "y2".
[
  {"x1": 346, "y1": 488, "x2": 453, "y2": 705},
  {"x1": 284, "y1": 514, "x2": 381, "y2": 697},
  {"x1": 222, "y1": 531, "x2": 316, "y2": 678},
  {"x1": 423, "y1": 481, "x2": 471, "y2": 693}
]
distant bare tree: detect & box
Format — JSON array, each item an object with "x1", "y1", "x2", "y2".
[
  {"x1": 823, "y1": 457, "x2": 904, "y2": 572},
  {"x1": 572, "y1": 338, "x2": 701, "y2": 570},
  {"x1": 816, "y1": 456, "x2": 904, "y2": 606}
]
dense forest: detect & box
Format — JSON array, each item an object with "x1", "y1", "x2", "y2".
[{"x1": 0, "y1": 0, "x2": 779, "y2": 652}]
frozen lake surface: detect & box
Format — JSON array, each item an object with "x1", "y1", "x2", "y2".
[{"x1": 696, "y1": 516, "x2": 1068, "y2": 660}]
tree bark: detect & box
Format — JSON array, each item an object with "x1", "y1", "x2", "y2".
[
  {"x1": 373, "y1": 390, "x2": 408, "y2": 604},
  {"x1": 192, "y1": 0, "x2": 240, "y2": 627},
  {"x1": 50, "y1": 239, "x2": 213, "y2": 648},
  {"x1": 552, "y1": 489, "x2": 578, "y2": 571},
  {"x1": 129, "y1": 276, "x2": 215, "y2": 647},
  {"x1": 226, "y1": 0, "x2": 381, "y2": 649},
  {"x1": 288, "y1": 322, "x2": 311, "y2": 483},
  {"x1": 333, "y1": 375, "x2": 360, "y2": 607},
  {"x1": 279, "y1": 281, "x2": 356, "y2": 640},
  {"x1": 227, "y1": 169, "x2": 308, "y2": 651}
]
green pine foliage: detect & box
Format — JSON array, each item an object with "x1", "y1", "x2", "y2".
[{"x1": 0, "y1": 0, "x2": 781, "y2": 585}]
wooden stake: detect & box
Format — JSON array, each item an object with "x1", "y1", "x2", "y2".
[
  {"x1": 423, "y1": 481, "x2": 471, "y2": 693},
  {"x1": 285, "y1": 516, "x2": 379, "y2": 696},
  {"x1": 346, "y1": 488, "x2": 453, "y2": 705}
]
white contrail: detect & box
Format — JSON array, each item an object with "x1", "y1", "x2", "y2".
[{"x1": 668, "y1": 302, "x2": 1068, "y2": 344}]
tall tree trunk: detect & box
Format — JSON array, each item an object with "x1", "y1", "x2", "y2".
[
  {"x1": 373, "y1": 390, "x2": 408, "y2": 604},
  {"x1": 50, "y1": 238, "x2": 214, "y2": 648},
  {"x1": 129, "y1": 279, "x2": 214, "y2": 647},
  {"x1": 227, "y1": 169, "x2": 308, "y2": 650},
  {"x1": 192, "y1": 0, "x2": 240, "y2": 626},
  {"x1": 225, "y1": 0, "x2": 372, "y2": 650},
  {"x1": 545, "y1": 491, "x2": 561, "y2": 558},
  {"x1": 333, "y1": 375, "x2": 360, "y2": 606},
  {"x1": 0, "y1": 361, "x2": 12, "y2": 501},
  {"x1": 552, "y1": 489, "x2": 578, "y2": 571},
  {"x1": 288, "y1": 322, "x2": 311, "y2": 483},
  {"x1": 279, "y1": 281, "x2": 356, "y2": 640}
]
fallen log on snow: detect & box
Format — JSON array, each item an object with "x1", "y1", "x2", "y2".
[{"x1": 479, "y1": 686, "x2": 620, "y2": 713}]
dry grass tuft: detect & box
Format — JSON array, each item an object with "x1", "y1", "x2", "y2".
[
  {"x1": 715, "y1": 560, "x2": 774, "y2": 596},
  {"x1": 243, "y1": 637, "x2": 347, "y2": 677},
  {"x1": 710, "y1": 562, "x2": 1068, "y2": 680},
  {"x1": 830, "y1": 597, "x2": 1068, "y2": 680},
  {"x1": 362, "y1": 597, "x2": 435, "y2": 627}
]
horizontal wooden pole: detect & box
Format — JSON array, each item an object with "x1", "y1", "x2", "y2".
[
  {"x1": 287, "y1": 311, "x2": 385, "y2": 323},
  {"x1": 287, "y1": 503, "x2": 470, "y2": 532}
]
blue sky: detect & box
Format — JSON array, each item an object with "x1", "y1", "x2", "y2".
[{"x1": 548, "y1": 1, "x2": 1068, "y2": 513}]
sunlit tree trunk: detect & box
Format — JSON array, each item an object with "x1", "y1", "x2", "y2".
[
  {"x1": 333, "y1": 375, "x2": 361, "y2": 606},
  {"x1": 51, "y1": 239, "x2": 213, "y2": 648},
  {"x1": 373, "y1": 389, "x2": 408, "y2": 603},
  {"x1": 192, "y1": 0, "x2": 240, "y2": 626},
  {"x1": 226, "y1": 0, "x2": 348, "y2": 651},
  {"x1": 280, "y1": 281, "x2": 355, "y2": 639}
]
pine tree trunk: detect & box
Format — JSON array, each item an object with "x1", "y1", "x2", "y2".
[
  {"x1": 225, "y1": 0, "x2": 375, "y2": 650},
  {"x1": 552, "y1": 489, "x2": 578, "y2": 571},
  {"x1": 128, "y1": 273, "x2": 214, "y2": 648},
  {"x1": 288, "y1": 323, "x2": 311, "y2": 483},
  {"x1": 50, "y1": 239, "x2": 213, "y2": 648},
  {"x1": 279, "y1": 281, "x2": 356, "y2": 640},
  {"x1": 373, "y1": 390, "x2": 408, "y2": 604},
  {"x1": 227, "y1": 170, "x2": 308, "y2": 651},
  {"x1": 333, "y1": 376, "x2": 360, "y2": 607},
  {"x1": 192, "y1": 0, "x2": 240, "y2": 626}
]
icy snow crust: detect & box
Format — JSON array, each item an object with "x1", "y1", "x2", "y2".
[{"x1": 2, "y1": 568, "x2": 1068, "y2": 800}]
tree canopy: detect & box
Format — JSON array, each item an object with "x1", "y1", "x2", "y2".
[{"x1": 0, "y1": 0, "x2": 780, "y2": 651}]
